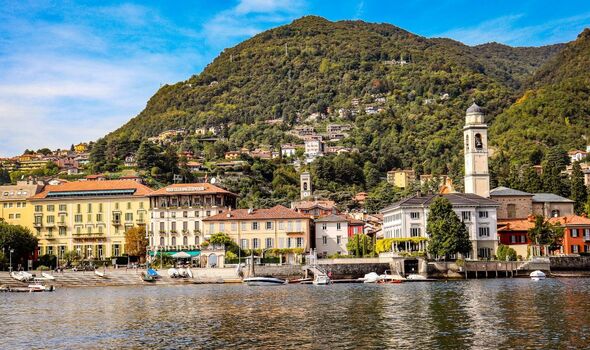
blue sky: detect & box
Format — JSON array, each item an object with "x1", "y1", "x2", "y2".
[{"x1": 1, "y1": 0, "x2": 589, "y2": 157}]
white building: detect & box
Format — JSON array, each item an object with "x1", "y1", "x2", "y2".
[
  {"x1": 281, "y1": 144, "x2": 297, "y2": 158},
  {"x1": 381, "y1": 193, "x2": 499, "y2": 259},
  {"x1": 304, "y1": 139, "x2": 324, "y2": 163},
  {"x1": 315, "y1": 214, "x2": 350, "y2": 257},
  {"x1": 148, "y1": 183, "x2": 237, "y2": 253}
]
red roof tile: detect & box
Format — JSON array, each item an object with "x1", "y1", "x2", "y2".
[
  {"x1": 31, "y1": 180, "x2": 153, "y2": 199},
  {"x1": 148, "y1": 183, "x2": 236, "y2": 197}
]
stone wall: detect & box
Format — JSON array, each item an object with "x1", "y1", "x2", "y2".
[
  {"x1": 550, "y1": 256, "x2": 590, "y2": 271},
  {"x1": 254, "y1": 262, "x2": 392, "y2": 279}
]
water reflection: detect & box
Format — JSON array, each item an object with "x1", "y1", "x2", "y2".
[{"x1": 2, "y1": 279, "x2": 590, "y2": 349}]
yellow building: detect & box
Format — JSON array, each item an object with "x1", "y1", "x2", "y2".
[
  {"x1": 28, "y1": 180, "x2": 153, "y2": 259},
  {"x1": 386, "y1": 169, "x2": 416, "y2": 188},
  {"x1": 202, "y1": 205, "x2": 311, "y2": 263},
  {"x1": 74, "y1": 143, "x2": 88, "y2": 153},
  {"x1": 0, "y1": 181, "x2": 44, "y2": 227}
]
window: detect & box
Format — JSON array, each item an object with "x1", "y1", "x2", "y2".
[
  {"x1": 194, "y1": 221, "x2": 200, "y2": 230},
  {"x1": 231, "y1": 222, "x2": 237, "y2": 231},
  {"x1": 58, "y1": 204, "x2": 66, "y2": 211},
  {"x1": 478, "y1": 248, "x2": 491, "y2": 259},
  {"x1": 336, "y1": 223, "x2": 341, "y2": 230},
  {"x1": 76, "y1": 227, "x2": 81, "y2": 234},
  {"x1": 279, "y1": 221, "x2": 285, "y2": 230},
  {"x1": 287, "y1": 238, "x2": 292, "y2": 248},
  {"x1": 551, "y1": 209, "x2": 560, "y2": 217},
  {"x1": 287, "y1": 221, "x2": 293, "y2": 232},
  {"x1": 410, "y1": 227, "x2": 421, "y2": 237},
  {"x1": 47, "y1": 205, "x2": 55, "y2": 212},
  {"x1": 87, "y1": 203, "x2": 92, "y2": 213},
  {"x1": 35, "y1": 205, "x2": 42, "y2": 212},
  {"x1": 171, "y1": 222, "x2": 176, "y2": 232},
  {"x1": 209, "y1": 223, "x2": 214, "y2": 234},
  {"x1": 507, "y1": 204, "x2": 516, "y2": 219},
  {"x1": 266, "y1": 221, "x2": 272, "y2": 230},
  {"x1": 183, "y1": 221, "x2": 188, "y2": 231},
  {"x1": 479, "y1": 211, "x2": 488, "y2": 218},
  {"x1": 461, "y1": 212, "x2": 471, "y2": 222},
  {"x1": 171, "y1": 212, "x2": 176, "y2": 218},
  {"x1": 296, "y1": 237, "x2": 303, "y2": 248},
  {"x1": 511, "y1": 235, "x2": 516, "y2": 243},
  {"x1": 99, "y1": 203, "x2": 103, "y2": 212},
  {"x1": 253, "y1": 238, "x2": 260, "y2": 249},
  {"x1": 206, "y1": 210, "x2": 211, "y2": 217},
  {"x1": 322, "y1": 223, "x2": 327, "y2": 230},
  {"x1": 336, "y1": 235, "x2": 342, "y2": 244},
  {"x1": 160, "y1": 237, "x2": 165, "y2": 246},
  {"x1": 572, "y1": 245, "x2": 579, "y2": 254},
  {"x1": 252, "y1": 222, "x2": 259, "y2": 230},
  {"x1": 160, "y1": 212, "x2": 165, "y2": 218},
  {"x1": 265, "y1": 238, "x2": 273, "y2": 248},
  {"x1": 59, "y1": 227, "x2": 66, "y2": 235},
  {"x1": 127, "y1": 202, "x2": 131, "y2": 210},
  {"x1": 478, "y1": 227, "x2": 490, "y2": 237},
  {"x1": 520, "y1": 235, "x2": 526, "y2": 243},
  {"x1": 474, "y1": 133, "x2": 483, "y2": 150},
  {"x1": 74, "y1": 214, "x2": 82, "y2": 223},
  {"x1": 322, "y1": 236, "x2": 327, "y2": 245},
  {"x1": 171, "y1": 237, "x2": 176, "y2": 246},
  {"x1": 125, "y1": 213, "x2": 133, "y2": 222},
  {"x1": 96, "y1": 214, "x2": 103, "y2": 222},
  {"x1": 219, "y1": 223, "x2": 225, "y2": 232},
  {"x1": 240, "y1": 239, "x2": 248, "y2": 249},
  {"x1": 410, "y1": 212, "x2": 420, "y2": 219},
  {"x1": 183, "y1": 211, "x2": 188, "y2": 218},
  {"x1": 195, "y1": 236, "x2": 200, "y2": 245},
  {"x1": 571, "y1": 229, "x2": 578, "y2": 238},
  {"x1": 241, "y1": 222, "x2": 247, "y2": 230},
  {"x1": 76, "y1": 204, "x2": 81, "y2": 213},
  {"x1": 160, "y1": 222, "x2": 165, "y2": 232},
  {"x1": 195, "y1": 211, "x2": 200, "y2": 217},
  {"x1": 47, "y1": 215, "x2": 55, "y2": 224},
  {"x1": 183, "y1": 236, "x2": 188, "y2": 245}
]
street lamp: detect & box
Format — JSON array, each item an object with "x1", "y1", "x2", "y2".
[{"x1": 9, "y1": 248, "x2": 14, "y2": 273}]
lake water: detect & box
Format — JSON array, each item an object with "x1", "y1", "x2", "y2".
[{"x1": 2, "y1": 278, "x2": 590, "y2": 349}]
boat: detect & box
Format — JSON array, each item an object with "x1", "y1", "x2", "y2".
[
  {"x1": 313, "y1": 274, "x2": 331, "y2": 285},
  {"x1": 378, "y1": 270, "x2": 405, "y2": 283},
  {"x1": 243, "y1": 277, "x2": 287, "y2": 286},
  {"x1": 288, "y1": 277, "x2": 312, "y2": 284},
  {"x1": 141, "y1": 272, "x2": 156, "y2": 283},
  {"x1": 361, "y1": 272, "x2": 382, "y2": 283},
  {"x1": 147, "y1": 268, "x2": 160, "y2": 278},
  {"x1": 27, "y1": 283, "x2": 55, "y2": 292},
  {"x1": 41, "y1": 272, "x2": 56, "y2": 280},
  {"x1": 11, "y1": 271, "x2": 33, "y2": 282},
  {"x1": 94, "y1": 270, "x2": 107, "y2": 278},
  {"x1": 405, "y1": 274, "x2": 436, "y2": 282},
  {"x1": 167, "y1": 268, "x2": 180, "y2": 278},
  {"x1": 530, "y1": 270, "x2": 546, "y2": 281}
]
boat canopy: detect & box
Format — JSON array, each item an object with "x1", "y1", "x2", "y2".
[{"x1": 149, "y1": 250, "x2": 201, "y2": 258}]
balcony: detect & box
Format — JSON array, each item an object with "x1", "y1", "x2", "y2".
[
  {"x1": 34, "y1": 222, "x2": 43, "y2": 228},
  {"x1": 112, "y1": 220, "x2": 121, "y2": 226},
  {"x1": 58, "y1": 221, "x2": 67, "y2": 227},
  {"x1": 136, "y1": 218, "x2": 146, "y2": 224}
]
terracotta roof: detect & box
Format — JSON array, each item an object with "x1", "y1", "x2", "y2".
[
  {"x1": 315, "y1": 214, "x2": 348, "y2": 223},
  {"x1": 549, "y1": 215, "x2": 590, "y2": 226},
  {"x1": 292, "y1": 200, "x2": 336, "y2": 210},
  {"x1": 203, "y1": 205, "x2": 309, "y2": 221},
  {"x1": 30, "y1": 180, "x2": 153, "y2": 199},
  {"x1": 148, "y1": 183, "x2": 236, "y2": 197},
  {"x1": 497, "y1": 219, "x2": 535, "y2": 232}
]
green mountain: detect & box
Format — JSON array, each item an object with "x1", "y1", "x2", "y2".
[{"x1": 491, "y1": 29, "x2": 590, "y2": 161}]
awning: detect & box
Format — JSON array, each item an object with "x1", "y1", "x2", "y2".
[
  {"x1": 149, "y1": 250, "x2": 201, "y2": 257},
  {"x1": 171, "y1": 252, "x2": 191, "y2": 259}
]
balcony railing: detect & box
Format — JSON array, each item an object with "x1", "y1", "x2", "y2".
[{"x1": 34, "y1": 222, "x2": 43, "y2": 228}]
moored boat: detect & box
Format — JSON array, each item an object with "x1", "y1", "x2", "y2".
[
  {"x1": 361, "y1": 272, "x2": 382, "y2": 283},
  {"x1": 141, "y1": 272, "x2": 156, "y2": 283},
  {"x1": 11, "y1": 271, "x2": 33, "y2": 282},
  {"x1": 530, "y1": 270, "x2": 546, "y2": 281},
  {"x1": 41, "y1": 272, "x2": 56, "y2": 280},
  {"x1": 244, "y1": 277, "x2": 287, "y2": 286},
  {"x1": 27, "y1": 284, "x2": 56, "y2": 292},
  {"x1": 147, "y1": 268, "x2": 160, "y2": 278},
  {"x1": 94, "y1": 270, "x2": 107, "y2": 278},
  {"x1": 313, "y1": 274, "x2": 331, "y2": 285}
]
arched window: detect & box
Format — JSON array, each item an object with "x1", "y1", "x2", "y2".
[
  {"x1": 160, "y1": 237, "x2": 165, "y2": 246},
  {"x1": 551, "y1": 209, "x2": 560, "y2": 217},
  {"x1": 303, "y1": 183, "x2": 308, "y2": 191},
  {"x1": 171, "y1": 237, "x2": 176, "y2": 246},
  {"x1": 474, "y1": 133, "x2": 483, "y2": 150}
]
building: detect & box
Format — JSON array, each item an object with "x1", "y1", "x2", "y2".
[
  {"x1": 315, "y1": 215, "x2": 350, "y2": 257},
  {"x1": 497, "y1": 217, "x2": 534, "y2": 258},
  {"x1": 490, "y1": 187, "x2": 534, "y2": 219},
  {"x1": 147, "y1": 183, "x2": 237, "y2": 254},
  {"x1": 300, "y1": 172, "x2": 312, "y2": 199},
  {"x1": 292, "y1": 200, "x2": 337, "y2": 218},
  {"x1": 304, "y1": 138, "x2": 324, "y2": 162},
  {"x1": 532, "y1": 193, "x2": 575, "y2": 217},
  {"x1": 0, "y1": 180, "x2": 44, "y2": 227},
  {"x1": 568, "y1": 150, "x2": 588, "y2": 163},
  {"x1": 224, "y1": 151, "x2": 241, "y2": 160},
  {"x1": 280, "y1": 144, "x2": 298, "y2": 158},
  {"x1": 29, "y1": 180, "x2": 153, "y2": 259},
  {"x1": 549, "y1": 215, "x2": 590, "y2": 255},
  {"x1": 202, "y1": 205, "x2": 312, "y2": 263},
  {"x1": 381, "y1": 193, "x2": 499, "y2": 258},
  {"x1": 387, "y1": 169, "x2": 416, "y2": 188},
  {"x1": 74, "y1": 143, "x2": 88, "y2": 153},
  {"x1": 464, "y1": 103, "x2": 490, "y2": 198}
]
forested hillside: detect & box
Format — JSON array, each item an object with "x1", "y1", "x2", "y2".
[{"x1": 85, "y1": 16, "x2": 590, "y2": 210}]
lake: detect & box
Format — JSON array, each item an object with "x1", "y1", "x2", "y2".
[{"x1": 2, "y1": 278, "x2": 590, "y2": 349}]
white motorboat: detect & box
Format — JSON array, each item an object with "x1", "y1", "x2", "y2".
[
  {"x1": 167, "y1": 268, "x2": 180, "y2": 278},
  {"x1": 406, "y1": 274, "x2": 427, "y2": 280},
  {"x1": 41, "y1": 272, "x2": 56, "y2": 280},
  {"x1": 361, "y1": 272, "x2": 382, "y2": 283},
  {"x1": 94, "y1": 270, "x2": 107, "y2": 278},
  {"x1": 11, "y1": 271, "x2": 33, "y2": 282},
  {"x1": 530, "y1": 270, "x2": 546, "y2": 281},
  {"x1": 313, "y1": 274, "x2": 331, "y2": 285},
  {"x1": 27, "y1": 283, "x2": 55, "y2": 292},
  {"x1": 244, "y1": 277, "x2": 287, "y2": 286}
]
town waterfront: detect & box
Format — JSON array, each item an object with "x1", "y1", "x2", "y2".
[{"x1": 3, "y1": 279, "x2": 590, "y2": 349}]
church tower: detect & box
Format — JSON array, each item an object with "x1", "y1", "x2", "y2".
[
  {"x1": 464, "y1": 103, "x2": 490, "y2": 198},
  {"x1": 300, "y1": 172, "x2": 312, "y2": 199}
]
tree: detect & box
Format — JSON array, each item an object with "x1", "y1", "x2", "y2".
[
  {"x1": 0, "y1": 221, "x2": 38, "y2": 270},
  {"x1": 521, "y1": 165, "x2": 542, "y2": 193},
  {"x1": 0, "y1": 167, "x2": 10, "y2": 185},
  {"x1": 542, "y1": 147, "x2": 569, "y2": 196},
  {"x1": 208, "y1": 232, "x2": 239, "y2": 254},
  {"x1": 496, "y1": 244, "x2": 517, "y2": 261},
  {"x1": 570, "y1": 162, "x2": 587, "y2": 214},
  {"x1": 125, "y1": 227, "x2": 148, "y2": 260},
  {"x1": 363, "y1": 161, "x2": 381, "y2": 189},
  {"x1": 527, "y1": 215, "x2": 564, "y2": 256},
  {"x1": 426, "y1": 196, "x2": 472, "y2": 259},
  {"x1": 136, "y1": 140, "x2": 161, "y2": 170},
  {"x1": 346, "y1": 233, "x2": 373, "y2": 257}
]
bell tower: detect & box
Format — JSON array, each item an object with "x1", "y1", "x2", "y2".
[
  {"x1": 300, "y1": 172, "x2": 312, "y2": 199},
  {"x1": 464, "y1": 103, "x2": 490, "y2": 198}
]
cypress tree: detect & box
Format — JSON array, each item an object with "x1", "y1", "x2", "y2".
[
  {"x1": 570, "y1": 162, "x2": 587, "y2": 214},
  {"x1": 521, "y1": 165, "x2": 543, "y2": 193}
]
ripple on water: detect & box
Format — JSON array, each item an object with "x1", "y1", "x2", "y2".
[{"x1": 2, "y1": 279, "x2": 590, "y2": 349}]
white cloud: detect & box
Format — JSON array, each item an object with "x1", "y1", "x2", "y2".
[{"x1": 439, "y1": 13, "x2": 590, "y2": 46}]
